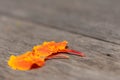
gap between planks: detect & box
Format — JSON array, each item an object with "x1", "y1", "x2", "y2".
[{"x1": 0, "y1": 12, "x2": 119, "y2": 46}]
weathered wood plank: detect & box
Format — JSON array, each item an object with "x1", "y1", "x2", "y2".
[
  {"x1": 0, "y1": 0, "x2": 120, "y2": 44},
  {"x1": 0, "y1": 16, "x2": 120, "y2": 80}
]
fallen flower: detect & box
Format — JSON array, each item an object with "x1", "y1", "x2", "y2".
[{"x1": 8, "y1": 41, "x2": 85, "y2": 70}]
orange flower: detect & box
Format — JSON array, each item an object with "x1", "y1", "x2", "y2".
[{"x1": 8, "y1": 41, "x2": 85, "y2": 70}]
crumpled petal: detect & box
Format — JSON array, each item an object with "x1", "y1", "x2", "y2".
[
  {"x1": 8, "y1": 41, "x2": 85, "y2": 70},
  {"x1": 8, "y1": 51, "x2": 45, "y2": 70}
]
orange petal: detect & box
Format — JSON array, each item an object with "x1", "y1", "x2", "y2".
[
  {"x1": 8, "y1": 41, "x2": 85, "y2": 71},
  {"x1": 8, "y1": 53, "x2": 45, "y2": 70}
]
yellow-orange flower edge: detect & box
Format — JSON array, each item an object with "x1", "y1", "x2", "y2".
[{"x1": 8, "y1": 41, "x2": 85, "y2": 70}]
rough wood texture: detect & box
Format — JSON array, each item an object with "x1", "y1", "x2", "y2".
[
  {"x1": 0, "y1": 16, "x2": 120, "y2": 80},
  {"x1": 0, "y1": 0, "x2": 120, "y2": 44},
  {"x1": 0, "y1": 0, "x2": 120, "y2": 80}
]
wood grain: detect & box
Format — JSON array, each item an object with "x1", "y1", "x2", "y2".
[
  {"x1": 0, "y1": 16, "x2": 120, "y2": 80},
  {"x1": 0, "y1": 0, "x2": 120, "y2": 80},
  {"x1": 0, "y1": 0, "x2": 120, "y2": 44}
]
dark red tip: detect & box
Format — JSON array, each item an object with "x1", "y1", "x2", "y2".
[{"x1": 65, "y1": 49, "x2": 85, "y2": 57}]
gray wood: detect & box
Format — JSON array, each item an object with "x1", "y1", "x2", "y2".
[
  {"x1": 0, "y1": 16, "x2": 120, "y2": 80},
  {"x1": 0, "y1": 0, "x2": 120, "y2": 80},
  {"x1": 0, "y1": 0, "x2": 120, "y2": 44}
]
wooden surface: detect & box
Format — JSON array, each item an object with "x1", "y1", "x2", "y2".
[{"x1": 0, "y1": 0, "x2": 120, "y2": 80}]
